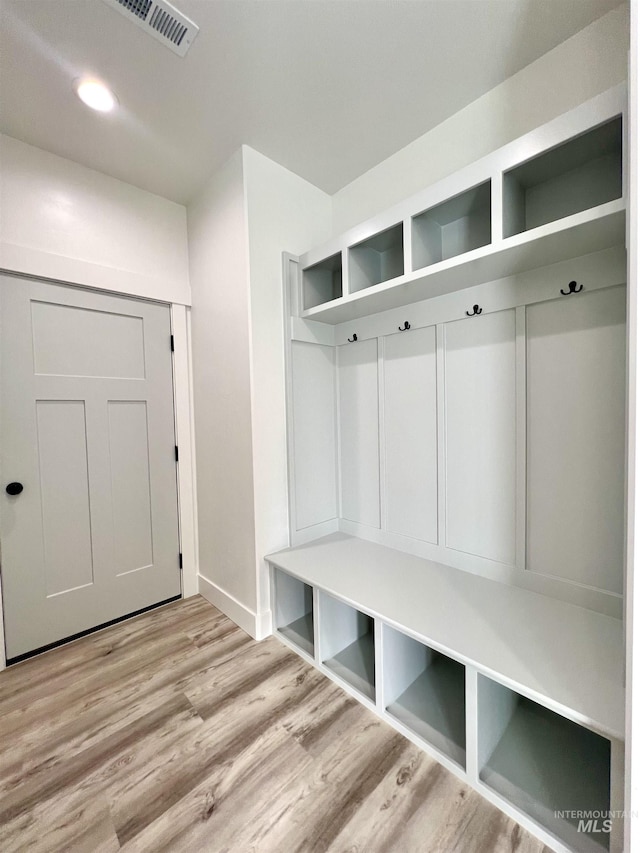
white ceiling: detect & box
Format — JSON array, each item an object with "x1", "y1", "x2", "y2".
[{"x1": 0, "y1": 0, "x2": 623, "y2": 205}]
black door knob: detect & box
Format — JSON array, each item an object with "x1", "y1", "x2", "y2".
[{"x1": 6, "y1": 482, "x2": 23, "y2": 496}]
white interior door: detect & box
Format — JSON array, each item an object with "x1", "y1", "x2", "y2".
[{"x1": 0, "y1": 276, "x2": 181, "y2": 661}]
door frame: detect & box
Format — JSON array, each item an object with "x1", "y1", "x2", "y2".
[{"x1": 0, "y1": 277, "x2": 199, "y2": 669}]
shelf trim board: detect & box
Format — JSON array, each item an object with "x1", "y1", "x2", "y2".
[
  {"x1": 312, "y1": 585, "x2": 321, "y2": 667},
  {"x1": 266, "y1": 534, "x2": 624, "y2": 740},
  {"x1": 491, "y1": 171, "x2": 503, "y2": 245},
  {"x1": 515, "y1": 306, "x2": 527, "y2": 573},
  {"x1": 374, "y1": 616, "x2": 385, "y2": 714},
  {"x1": 465, "y1": 666, "x2": 480, "y2": 784},
  {"x1": 609, "y1": 737, "x2": 625, "y2": 853}
]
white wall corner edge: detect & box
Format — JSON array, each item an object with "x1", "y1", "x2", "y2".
[{"x1": 198, "y1": 574, "x2": 271, "y2": 640}]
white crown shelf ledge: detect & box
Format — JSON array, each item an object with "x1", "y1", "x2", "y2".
[
  {"x1": 297, "y1": 85, "x2": 625, "y2": 326},
  {"x1": 301, "y1": 201, "x2": 624, "y2": 324}
]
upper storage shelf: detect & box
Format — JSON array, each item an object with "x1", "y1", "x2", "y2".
[
  {"x1": 503, "y1": 116, "x2": 622, "y2": 238},
  {"x1": 412, "y1": 181, "x2": 491, "y2": 270},
  {"x1": 350, "y1": 223, "x2": 404, "y2": 291},
  {"x1": 302, "y1": 252, "x2": 342, "y2": 310},
  {"x1": 296, "y1": 85, "x2": 626, "y2": 325}
]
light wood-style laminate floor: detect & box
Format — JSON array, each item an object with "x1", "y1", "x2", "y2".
[{"x1": 0, "y1": 596, "x2": 552, "y2": 853}]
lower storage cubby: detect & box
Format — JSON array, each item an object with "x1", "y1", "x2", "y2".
[
  {"x1": 478, "y1": 675, "x2": 612, "y2": 852},
  {"x1": 319, "y1": 592, "x2": 375, "y2": 701},
  {"x1": 383, "y1": 625, "x2": 466, "y2": 768},
  {"x1": 273, "y1": 568, "x2": 314, "y2": 657}
]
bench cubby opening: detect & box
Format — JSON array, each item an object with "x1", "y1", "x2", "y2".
[
  {"x1": 273, "y1": 568, "x2": 314, "y2": 657},
  {"x1": 383, "y1": 624, "x2": 466, "y2": 768},
  {"x1": 503, "y1": 116, "x2": 622, "y2": 238},
  {"x1": 349, "y1": 223, "x2": 404, "y2": 292},
  {"x1": 478, "y1": 675, "x2": 612, "y2": 852},
  {"x1": 302, "y1": 252, "x2": 343, "y2": 310},
  {"x1": 411, "y1": 181, "x2": 491, "y2": 270},
  {"x1": 319, "y1": 591, "x2": 375, "y2": 701}
]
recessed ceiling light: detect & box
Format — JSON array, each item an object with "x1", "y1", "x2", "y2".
[{"x1": 74, "y1": 78, "x2": 118, "y2": 112}]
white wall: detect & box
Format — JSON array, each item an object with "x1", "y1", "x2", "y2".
[
  {"x1": 188, "y1": 151, "x2": 260, "y2": 630},
  {"x1": 0, "y1": 134, "x2": 190, "y2": 304},
  {"x1": 242, "y1": 146, "x2": 332, "y2": 630},
  {"x1": 332, "y1": 4, "x2": 629, "y2": 234},
  {"x1": 188, "y1": 146, "x2": 331, "y2": 637}
]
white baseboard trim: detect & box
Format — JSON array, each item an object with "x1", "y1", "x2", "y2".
[
  {"x1": 255, "y1": 607, "x2": 273, "y2": 641},
  {"x1": 198, "y1": 575, "x2": 270, "y2": 641}
]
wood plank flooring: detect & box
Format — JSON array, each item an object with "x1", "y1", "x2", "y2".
[{"x1": 0, "y1": 596, "x2": 552, "y2": 852}]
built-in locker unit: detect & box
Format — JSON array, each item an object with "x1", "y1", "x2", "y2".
[{"x1": 268, "y1": 84, "x2": 627, "y2": 853}]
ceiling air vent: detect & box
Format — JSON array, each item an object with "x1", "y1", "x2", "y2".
[{"x1": 101, "y1": 0, "x2": 199, "y2": 57}]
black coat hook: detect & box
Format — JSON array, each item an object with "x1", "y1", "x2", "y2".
[
  {"x1": 348, "y1": 333, "x2": 358, "y2": 343},
  {"x1": 398, "y1": 321, "x2": 411, "y2": 331},
  {"x1": 466, "y1": 304, "x2": 482, "y2": 317},
  {"x1": 560, "y1": 280, "x2": 584, "y2": 296}
]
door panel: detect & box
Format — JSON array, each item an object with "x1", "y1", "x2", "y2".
[
  {"x1": 31, "y1": 301, "x2": 146, "y2": 379},
  {"x1": 338, "y1": 338, "x2": 380, "y2": 528},
  {"x1": 36, "y1": 400, "x2": 94, "y2": 595},
  {"x1": 526, "y1": 286, "x2": 625, "y2": 593},
  {"x1": 0, "y1": 276, "x2": 181, "y2": 659},
  {"x1": 108, "y1": 401, "x2": 154, "y2": 575},
  {"x1": 383, "y1": 326, "x2": 438, "y2": 543},
  {"x1": 443, "y1": 310, "x2": 517, "y2": 565}
]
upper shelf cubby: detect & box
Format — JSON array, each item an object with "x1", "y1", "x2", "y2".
[
  {"x1": 349, "y1": 223, "x2": 404, "y2": 293},
  {"x1": 503, "y1": 116, "x2": 622, "y2": 238},
  {"x1": 295, "y1": 85, "x2": 626, "y2": 325},
  {"x1": 412, "y1": 181, "x2": 491, "y2": 271},
  {"x1": 302, "y1": 252, "x2": 342, "y2": 310}
]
